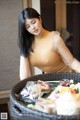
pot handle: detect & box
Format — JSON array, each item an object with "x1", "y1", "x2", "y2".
[{"x1": 13, "y1": 104, "x2": 22, "y2": 116}]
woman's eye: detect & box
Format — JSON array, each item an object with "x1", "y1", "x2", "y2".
[
  {"x1": 32, "y1": 20, "x2": 36, "y2": 24},
  {"x1": 26, "y1": 25, "x2": 30, "y2": 29},
  {"x1": 25, "y1": 20, "x2": 36, "y2": 29}
]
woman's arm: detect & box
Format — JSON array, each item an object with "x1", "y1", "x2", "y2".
[
  {"x1": 53, "y1": 33, "x2": 80, "y2": 72},
  {"x1": 19, "y1": 55, "x2": 32, "y2": 80}
]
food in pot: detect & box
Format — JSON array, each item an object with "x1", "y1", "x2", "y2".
[{"x1": 16, "y1": 79, "x2": 80, "y2": 115}]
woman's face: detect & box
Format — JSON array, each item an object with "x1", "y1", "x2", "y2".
[{"x1": 25, "y1": 17, "x2": 43, "y2": 36}]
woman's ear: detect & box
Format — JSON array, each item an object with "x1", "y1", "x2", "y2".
[{"x1": 39, "y1": 16, "x2": 42, "y2": 23}]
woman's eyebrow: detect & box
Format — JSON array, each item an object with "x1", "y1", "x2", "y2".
[{"x1": 31, "y1": 19, "x2": 35, "y2": 22}]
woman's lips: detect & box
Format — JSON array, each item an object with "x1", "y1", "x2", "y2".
[{"x1": 34, "y1": 29, "x2": 38, "y2": 33}]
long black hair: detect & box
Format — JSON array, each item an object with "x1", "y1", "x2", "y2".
[{"x1": 18, "y1": 8, "x2": 40, "y2": 57}]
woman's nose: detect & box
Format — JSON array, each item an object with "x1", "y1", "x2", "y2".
[{"x1": 30, "y1": 25, "x2": 35, "y2": 30}]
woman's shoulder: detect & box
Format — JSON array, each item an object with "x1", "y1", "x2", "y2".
[
  {"x1": 51, "y1": 31, "x2": 61, "y2": 42},
  {"x1": 50, "y1": 31, "x2": 64, "y2": 48},
  {"x1": 51, "y1": 31, "x2": 60, "y2": 37}
]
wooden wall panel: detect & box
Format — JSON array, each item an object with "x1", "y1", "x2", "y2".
[
  {"x1": 40, "y1": 0, "x2": 55, "y2": 31},
  {"x1": 0, "y1": 0, "x2": 22, "y2": 91}
]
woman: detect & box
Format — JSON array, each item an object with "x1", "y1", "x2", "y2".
[{"x1": 18, "y1": 7, "x2": 80, "y2": 80}]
